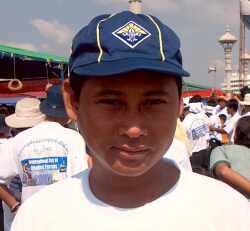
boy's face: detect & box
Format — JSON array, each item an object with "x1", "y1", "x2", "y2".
[
  {"x1": 71, "y1": 71, "x2": 180, "y2": 177},
  {"x1": 218, "y1": 100, "x2": 226, "y2": 109},
  {"x1": 226, "y1": 106, "x2": 233, "y2": 115},
  {"x1": 219, "y1": 117, "x2": 225, "y2": 125}
]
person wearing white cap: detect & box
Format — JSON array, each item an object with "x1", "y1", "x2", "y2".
[
  {"x1": 182, "y1": 95, "x2": 210, "y2": 174},
  {"x1": 240, "y1": 93, "x2": 250, "y2": 117},
  {"x1": 0, "y1": 113, "x2": 11, "y2": 231},
  {"x1": 5, "y1": 98, "x2": 46, "y2": 130},
  {"x1": 0, "y1": 98, "x2": 44, "y2": 231},
  {"x1": 0, "y1": 90, "x2": 89, "y2": 226}
]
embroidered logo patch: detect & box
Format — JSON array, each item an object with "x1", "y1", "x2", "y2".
[{"x1": 112, "y1": 21, "x2": 151, "y2": 48}]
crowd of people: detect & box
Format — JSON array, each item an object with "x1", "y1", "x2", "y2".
[
  {"x1": 0, "y1": 86, "x2": 89, "y2": 230},
  {"x1": 0, "y1": 9, "x2": 249, "y2": 231},
  {"x1": 180, "y1": 93, "x2": 250, "y2": 192}
]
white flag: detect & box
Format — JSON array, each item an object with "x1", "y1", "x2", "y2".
[
  {"x1": 241, "y1": 0, "x2": 250, "y2": 29},
  {"x1": 208, "y1": 66, "x2": 216, "y2": 73}
]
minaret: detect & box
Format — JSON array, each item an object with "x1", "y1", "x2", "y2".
[
  {"x1": 241, "y1": 53, "x2": 250, "y2": 84},
  {"x1": 239, "y1": 1, "x2": 246, "y2": 88},
  {"x1": 129, "y1": 0, "x2": 142, "y2": 14},
  {"x1": 218, "y1": 27, "x2": 237, "y2": 92}
]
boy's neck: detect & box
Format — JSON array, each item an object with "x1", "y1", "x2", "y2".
[{"x1": 89, "y1": 159, "x2": 180, "y2": 208}]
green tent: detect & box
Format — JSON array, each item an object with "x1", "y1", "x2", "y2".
[
  {"x1": 0, "y1": 44, "x2": 68, "y2": 63},
  {"x1": 183, "y1": 82, "x2": 211, "y2": 92},
  {"x1": 0, "y1": 44, "x2": 68, "y2": 81},
  {"x1": 0, "y1": 43, "x2": 213, "y2": 92}
]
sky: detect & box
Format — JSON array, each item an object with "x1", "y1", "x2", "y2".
[{"x1": 0, "y1": 0, "x2": 248, "y2": 87}]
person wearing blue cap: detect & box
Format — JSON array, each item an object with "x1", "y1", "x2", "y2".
[
  {"x1": 11, "y1": 11, "x2": 250, "y2": 231},
  {"x1": 0, "y1": 88, "x2": 89, "y2": 227}
]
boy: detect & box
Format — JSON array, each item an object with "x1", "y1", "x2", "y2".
[{"x1": 11, "y1": 11, "x2": 250, "y2": 231}]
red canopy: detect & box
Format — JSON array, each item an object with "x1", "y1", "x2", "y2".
[
  {"x1": 182, "y1": 89, "x2": 224, "y2": 97},
  {"x1": 0, "y1": 91, "x2": 46, "y2": 99}
]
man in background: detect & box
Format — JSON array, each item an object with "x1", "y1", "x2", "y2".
[
  {"x1": 182, "y1": 95, "x2": 210, "y2": 174},
  {"x1": 0, "y1": 114, "x2": 11, "y2": 231},
  {"x1": 210, "y1": 99, "x2": 240, "y2": 143},
  {"x1": 0, "y1": 87, "x2": 88, "y2": 229}
]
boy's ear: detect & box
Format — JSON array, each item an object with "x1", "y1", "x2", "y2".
[
  {"x1": 62, "y1": 79, "x2": 78, "y2": 121},
  {"x1": 178, "y1": 96, "x2": 183, "y2": 117}
]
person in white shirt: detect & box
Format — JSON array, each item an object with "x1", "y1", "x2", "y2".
[
  {"x1": 0, "y1": 140, "x2": 22, "y2": 231},
  {"x1": 215, "y1": 97, "x2": 229, "y2": 119},
  {"x1": 11, "y1": 11, "x2": 250, "y2": 231},
  {"x1": 208, "y1": 114, "x2": 222, "y2": 141},
  {"x1": 0, "y1": 99, "x2": 43, "y2": 231},
  {"x1": 210, "y1": 99, "x2": 241, "y2": 143},
  {"x1": 0, "y1": 87, "x2": 88, "y2": 229},
  {"x1": 240, "y1": 93, "x2": 250, "y2": 117},
  {"x1": 164, "y1": 138, "x2": 192, "y2": 171},
  {"x1": 182, "y1": 96, "x2": 210, "y2": 174},
  {"x1": 205, "y1": 98, "x2": 222, "y2": 143},
  {"x1": 0, "y1": 114, "x2": 11, "y2": 231}
]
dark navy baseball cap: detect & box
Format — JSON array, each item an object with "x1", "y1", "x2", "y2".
[
  {"x1": 40, "y1": 85, "x2": 67, "y2": 118},
  {"x1": 69, "y1": 11, "x2": 190, "y2": 77}
]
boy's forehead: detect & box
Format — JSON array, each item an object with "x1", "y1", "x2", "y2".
[{"x1": 82, "y1": 71, "x2": 178, "y2": 92}]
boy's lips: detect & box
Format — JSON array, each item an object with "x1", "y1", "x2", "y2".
[{"x1": 111, "y1": 145, "x2": 151, "y2": 161}]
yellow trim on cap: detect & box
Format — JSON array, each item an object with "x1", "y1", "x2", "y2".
[
  {"x1": 96, "y1": 14, "x2": 117, "y2": 63},
  {"x1": 146, "y1": 15, "x2": 166, "y2": 61}
]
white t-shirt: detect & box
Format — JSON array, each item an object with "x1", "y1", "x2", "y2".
[
  {"x1": 1, "y1": 139, "x2": 22, "y2": 231},
  {"x1": 208, "y1": 115, "x2": 222, "y2": 141},
  {"x1": 164, "y1": 139, "x2": 192, "y2": 171},
  {"x1": 182, "y1": 113, "x2": 209, "y2": 153},
  {"x1": 11, "y1": 167, "x2": 250, "y2": 231},
  {"x1": 215, "y1": 106, "x2": 229, "y2": 119},
  {"x1": 241, "y1": 112, "x2": 250, "y2": 117},
  {"x1": 224, "y1": 112, "x2": 241, "y2": 142},
  {"x1": 0, "y1": 121, "x2": 88, "y2": 202}
]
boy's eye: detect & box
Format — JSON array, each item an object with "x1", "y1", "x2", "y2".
[
  {"x1": 143, "y1": 99, "x2": 167, "y2": 106},
  {"x1": 97, "y1": 99, "x2": 124, "y2": 106}
]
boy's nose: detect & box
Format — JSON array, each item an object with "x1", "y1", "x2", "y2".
[{"x1": 119, "y1": 126, "x2": 147, "y2": 138}]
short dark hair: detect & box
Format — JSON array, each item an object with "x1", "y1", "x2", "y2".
[
  {"x1": 234, "y1": 116, "x2": 250, "y2": 148},
  {"x1": 218, "y1": 114, "x2": 227, "y2": 123},
  {"x1": 69, "y1": 71, "x2": 183, "y2": 101},
  {"x1": 0, "y1": 105, "x2": 10, "y2": 116},
  {"x1": 240, "y1": 85, "x2": 250, "y2": 100},
  {"x1": 218, "y1": 97, "x2": 226, "y2": 103},
  {"x1": 226, "y1": 99, "x2": 238, "y2": 112},
  {"x1": 189, "y1": 95, "x2": 202, "y2": 103},
  {"x1": 207, "y1": 97, "x2": 217, "y2": 107}
]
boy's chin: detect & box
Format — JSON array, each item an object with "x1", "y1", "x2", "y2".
[{"x1": 109, "y1": 161, "x2": 152, "y2": 177}]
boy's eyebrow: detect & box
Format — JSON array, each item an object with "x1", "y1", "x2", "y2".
[
  {"x1": 94, "y1": 90, "x2": 169, "y2": 97},
  {"x1": 143, "y1": 91, "x2": 169, "y2": 97},
  {"x1": 95, "y1": 90, "x2": 124, "y2": 97}
]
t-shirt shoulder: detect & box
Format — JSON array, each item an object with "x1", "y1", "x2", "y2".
[
  {"x1": 181, "y1": 171, "x2": 249, "y2": 204},
  {"x1": 12, "y1": 121, "x2": 83, "y2": 142}
]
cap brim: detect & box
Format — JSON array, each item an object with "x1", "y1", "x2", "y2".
[
  {"x1": 72, "y1": 58, "x2": 190, "y2": 77},
  {"x1": 40, "y1": 101, "x2": 68, "y2": 118},
  {"x1": 5, "y1": 114, "x2": 46, "y2": 128}
]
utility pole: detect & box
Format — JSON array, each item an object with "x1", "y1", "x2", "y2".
[
  {"x1": 129, "y1": 0, "x2": 142, "y2": 13},
  {"x1": 239, "y1": 1, "x2": 246, "y2": 87}
]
